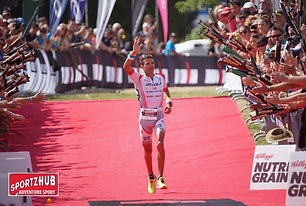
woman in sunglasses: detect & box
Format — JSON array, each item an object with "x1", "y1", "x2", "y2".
[{"x1": 123, "y1": 36, "x2": 172, "y2": 194}]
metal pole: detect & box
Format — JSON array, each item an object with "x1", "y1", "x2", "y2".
[
  {"x1": 155, "y1": 0, "x2": 159, "y2": 34},
  {"x1": 85, "y1": 1, "x2": 89, "y2": 27}
]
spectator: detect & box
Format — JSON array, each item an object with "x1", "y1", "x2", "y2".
[
  {"x1": 35, "y1": 26, "x2": 47, "y2": 50},
  {"x1": 242, "y1": 2, "x2": 257, "y2": 15},
  {"x1": 208, "y1": 40, "x2": 224, "y2": 59},
  {"x1": 140, "y1": 34, "x2": 158, "y2": 56},
  {"x1": 273, "y1": 9, "x2": 289, "y2": 38},
  {"x1": 46, "y1": 23, "x2": 67, "y2": 51},
  {"x1": 267, "y1": 25, "x2": 285, "y2": 46},
  {"x1": 257, "y1": 16, "x2": 271, "y2": 36},
  {"x1": 255, "y1": 35, "x2": 268, "y2": 66},
  {"x1": 238, "y1": 25, "x2": 251, "y2": 45},
  {"x1": 219, "y1": 7, "x2": 236, "y2": 32},
  {"x1": 112, "y1": 22, "x2": 121, "y2": 37},
  {"x1": 165, "y1": 32, "x2": 180, "y2": 56},
  {"x1": 117, "y1": 28, "x2": 126, "y2": 50},
  {"x1": 26, "y1": 23, "x2": 39, "y2": 43},
  {"x1": 142, "y1": 14, "x2": 158, "y2": 35},
  {"x1": 96, "y1": 28, "x2": 114, "y2": 53},
  {"x1": 37, "y1": 17, "x2": 47, "y2": 28},
  {"x1": 237, "y1": 9, "x2": 251, "y2": 28},
  {"x1": 157, "y1": 42, "x2": 165, "y2": 54},
  {"x1": 2, "y1": 7, "x2": 11, "y2": 21},
  {"x1": 259, "y1": 0, "x2": 273, "y2": 14}
]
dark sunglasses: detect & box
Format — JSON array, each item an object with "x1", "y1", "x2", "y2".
[
  {"x1": 240, "y1": 30, "x2": 249, "y2": 34},
  {"x1": 239, "y1": 15, "x2": 247, "y2": 20},
  {"x1": 268, "y1": 34, "x2": 282, "y2": 38}
]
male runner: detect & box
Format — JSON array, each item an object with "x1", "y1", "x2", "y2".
[{"x1": 123, "y1": 36, "x2": 172, "y2": 193}]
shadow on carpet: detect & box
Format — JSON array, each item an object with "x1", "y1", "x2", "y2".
[{"x1": 88, "y1": 199, "x2": 247, "y2": 206}]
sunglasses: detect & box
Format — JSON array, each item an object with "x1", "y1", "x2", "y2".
[
  {"x1": 240, "y1": 30, "x2": 249, "y2": 34},
  {"x1": 239, "y1": 15, "x2": 247, "y2": 20},
  {"x1": 268, "y1": 34, "x2": 282, "y2": 38},
  {"x1": 140, "y1": 53, "x2": 153, "y2": 61}
]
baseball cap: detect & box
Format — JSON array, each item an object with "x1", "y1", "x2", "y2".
[
  {"x1": 170, "y1": 32, "x2": 177, "y2": 38},
  {"x1": 242, "y1": 2, "x2": 256, "y2": 9},
  {"x1": 17, "y1": 17, "x2": 24, "y2": 26},
  {"x1": 274, "y1": 9, "x2": 284, "y2": 16},
  {"x1": 220, "y1": 7, "x2": 231, "y2": 16}
]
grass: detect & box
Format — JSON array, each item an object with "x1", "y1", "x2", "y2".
[{"x1": 47, "y1": 86, "x2": 266, "y2": 145}]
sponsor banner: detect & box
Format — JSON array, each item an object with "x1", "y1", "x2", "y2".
[
  {"x1": 21, "y1": 49, "x2": 225, "y2": 94},
  {"x1": 69, "y1": 0, "x2": 87, "y2": 23},
  {"x1": 250, "y1": 145, "x2": 296, "y2": 190},
  {"x1": 157, "y1": 0, "x2": 168, "y2": 43},
  {"x1": 9, "y1": 173, "x2": 59, "y2": 196},
  {"x1": 131, "y1": 0, "x2": 149, "y2": 39},
  {"x1": 49, "y1": 0, "x2": 68, "y2": 35},
  {"x1": 286, "y1": 152, "x2": 306, "y2": 206},
  {"x1": 95, "y1": 0, "x2": 116, "y2": 49}
]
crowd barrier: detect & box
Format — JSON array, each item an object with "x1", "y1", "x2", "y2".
[{"x1": 19, "y1": 49, "x2": 226, "y2": 94}]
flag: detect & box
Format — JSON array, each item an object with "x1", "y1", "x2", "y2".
[
  {"x1": 49, "y1": 0, "x2": 68, "y2": 35},
  {"x1": 157, "y1": 0, "x2": 168, "y2": 43},
  {"x1": 131, "y1": 0, "x2": 148, "y2": 39},
  {"x1": 95, "y1": 0, "x2": 116, "y2": 49},
  {"x1": 69, "y1": 0, "x2": 87, "y2": 24}
]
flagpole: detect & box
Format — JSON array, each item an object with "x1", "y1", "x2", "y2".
[
  {"x1": 85, "y1": 1, "x2": 88, "y2": 27},
  {"x1": 155, "y1": 0, "x2": 158, "y2": 34}
]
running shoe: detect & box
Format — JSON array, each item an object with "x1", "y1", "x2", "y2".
[
  {"x1": 157, "y1": 176, "x2": 167, "y2": 189},
  {"x1": 148, "y1": 175, "x2": 156, "y2": 193}
]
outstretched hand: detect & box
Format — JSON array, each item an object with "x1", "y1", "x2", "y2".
[
  {"x1": 132, "y1": 36, "x2": 143, "y2": 54},
  {"x1": 32, "y1": 92, "x2": 48, "y2": 103}
]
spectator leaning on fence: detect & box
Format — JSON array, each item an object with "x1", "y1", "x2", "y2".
[{"x1": 165, "y1": 32, "x2": 180, "y2": 56}]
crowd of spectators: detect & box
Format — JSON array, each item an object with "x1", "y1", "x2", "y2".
[
  {"x1": 207, "y1": 0, "x2": 306, "y2": 150},
  {"x1": 1, "y1": 8, "x2": 178, "y2": 58}
]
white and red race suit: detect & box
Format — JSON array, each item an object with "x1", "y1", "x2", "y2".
[{"x1": 128, "y1": 69, "x2": 168, "y2": 143}]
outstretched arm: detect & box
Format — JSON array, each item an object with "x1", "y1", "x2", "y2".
[{"x1": 123, "y1": 36, "x2": 142, "y2": 74}]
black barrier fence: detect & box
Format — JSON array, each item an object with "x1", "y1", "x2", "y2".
[{"x1": 20, "y1": 49, "x2": 225, "y2": 94}]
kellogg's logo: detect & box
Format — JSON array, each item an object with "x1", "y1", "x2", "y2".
[
  {"x1": 255, "y1": 152, "x2": 274, "y2": 160},
  {"x1": 291, "y1": 160, "x2": 306, "y2": 169},
  {"x1": 9, "y1": 173, "x2": 59, "y2": 196}
]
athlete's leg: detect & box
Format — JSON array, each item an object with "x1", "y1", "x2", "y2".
[
  {"x1": 156, "y1": 127, "x2": 165, "y2": 177},
  {"x1": 143, "y1": 142, "x2": 153, "y2": 175},
  {"x1": 155, "y1": 118, "x2": 166, "y2": 177}
]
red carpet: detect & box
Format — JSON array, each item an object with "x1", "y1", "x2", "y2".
[{"x1": 9, "y1": 97, "x2": 285, "y2": 206}]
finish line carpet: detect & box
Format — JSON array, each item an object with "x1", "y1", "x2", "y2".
[{"x1": 9, "y1": 97, "x2": 285, "y2": 206}]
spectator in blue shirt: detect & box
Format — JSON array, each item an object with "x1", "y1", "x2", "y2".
[{"x1": 165, "y1": 32, "x2": 180, "y2": 56}]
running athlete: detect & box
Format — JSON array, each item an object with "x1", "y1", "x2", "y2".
[{"x1": 123, "y1": 36, "x2": 172, "y2": 193}]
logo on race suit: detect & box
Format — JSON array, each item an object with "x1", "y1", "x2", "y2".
[{"x1": 9, "y1": 173, "x2": 59, "y2": 196}]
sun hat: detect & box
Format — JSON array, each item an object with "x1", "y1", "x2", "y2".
[{"x1": 265, "y1": 128, "x2": 293, "y2": 143}]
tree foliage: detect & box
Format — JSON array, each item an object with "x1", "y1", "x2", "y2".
[{"x1": 175, "y1": 0, "x2": 220, "y2": 14}]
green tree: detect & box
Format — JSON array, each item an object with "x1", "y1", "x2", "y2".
[{"x1": 175, "y1": 0, "x2": 219, "y2": 14}]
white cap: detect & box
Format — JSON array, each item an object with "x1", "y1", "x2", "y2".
[{"x1": 243, "y1": 2, "x2": 256, "y2": 9}]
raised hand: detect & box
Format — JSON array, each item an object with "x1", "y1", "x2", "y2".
[{"x1": 132, "y1": 36, "x2": 143, "y2": 54}]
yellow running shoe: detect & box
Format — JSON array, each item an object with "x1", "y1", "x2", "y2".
[
  {"x1": 148, "y1": 175, "x2": 156, "y2": 193},
  {"x1": 157, "y1": 176, "x2": 167, "y2": 189}
]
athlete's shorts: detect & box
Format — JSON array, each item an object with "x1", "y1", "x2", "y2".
[{"x1": 139, "y1": 111, "x2": 165, "y2": 144}]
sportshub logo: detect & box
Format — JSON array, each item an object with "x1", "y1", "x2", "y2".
[{"x1": 9, "y1": 173, "x2": 59, "y2": 196}]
